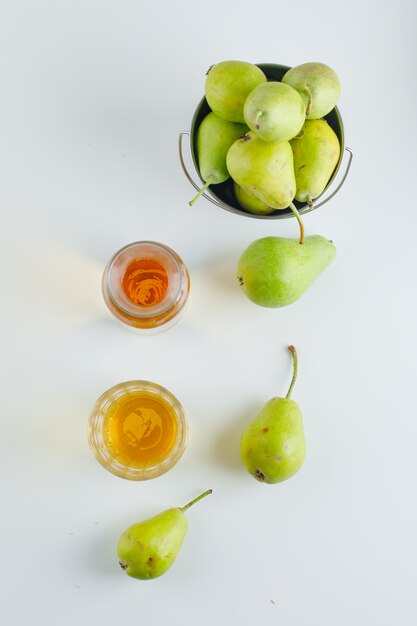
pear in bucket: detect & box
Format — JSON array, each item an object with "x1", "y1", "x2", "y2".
[
  {"x1": 243, "y1": 81, "x2": 305, "y2": 142},
  {"x1": 240, "y1": 345, "x2": 305, "y2": 484},
  {"x1": 226, "y1": 131, "x2": 297, "y2": 210},
  {"x1": 226, "y1": 131, "x2": 305, "y2": 236},
  {"x1": 234, "y1": 182, "x2": 274, "y2": 215},
  {"x1": 205, "y1": 60, "x2": 266, "y2": 123},
  {"x1": 290, "y1": 119, "x2": 340, "y2": 204},
  {"x1": 282, "y1": 62, "x2": 340, "y2": 119},
  {"x1": 189, "y1": 112, "x2": 247, "y2": 205},
  {"x1": 117, "y1": 489, "x2": 212, "y2": 580}
]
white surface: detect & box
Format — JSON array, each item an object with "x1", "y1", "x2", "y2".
[{"x1": 1, "y1": 1, "x2": 416, "y2": 624}]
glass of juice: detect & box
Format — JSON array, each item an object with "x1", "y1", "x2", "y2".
[
  {"x1": 88, "y1": 380, "x2": 187, "y2": 480},
  {"x1": 102, "y1": 241, "x2": 190, "y2": 334}
]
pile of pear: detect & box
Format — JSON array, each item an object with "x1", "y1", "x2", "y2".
[
  {"x1": 189, "y1": 60, "x2": 342, "y2": 308},
  {"x1": 190, "y1": 59, "x2": 341, "y2": 215}
]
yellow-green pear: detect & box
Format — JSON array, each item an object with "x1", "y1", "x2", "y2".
[
  {"x1": 240, "y1": 346, "x2": 305, "y2": 484},
  {"x1": 237, "y1": 235, "x2": 336, "y2": 307},
  {"x1": 243, "y1": 81, "x2": 305, "y2": 142},
  {"x1": 234, "y1": 182, "x2": 275, "y2": 215},
  {"x1": 291, "y1": 119, "x2": 340, "y2": 203},
  {"x1": 205, "y1": 60, "x2": 267, "y2": 123},
  {"x1": 117, "y1": 489, "x2": 212, "y2": 580},
  {"x1": 190, "y1": 112, "x2": 248, "y2": 205},
  {"x1": 282, "y1": 62, "x2": 340, "y2": 119},
  {"x1": 226, "y1": 131, "x2": 296, "y2": 210}
]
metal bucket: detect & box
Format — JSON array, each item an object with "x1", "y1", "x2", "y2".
[{"x1": 179, "y1": 63, "x2": 353, "y2": 219}]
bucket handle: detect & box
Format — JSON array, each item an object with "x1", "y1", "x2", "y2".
[{"x1": 179, "y1": 130, "x2": 353, "y2": 213}]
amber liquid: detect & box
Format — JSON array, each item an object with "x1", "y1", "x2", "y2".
[
  {"x1": 122, "y1": 258, "x2": 168, "y2": 306},
  {"x1": 103, "y1": 391, "x2": 178, "y2": 468}
]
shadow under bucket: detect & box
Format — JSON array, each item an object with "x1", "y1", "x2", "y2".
[{"x1": 179, "y1": 63, "x2": 353, "y2": 219}]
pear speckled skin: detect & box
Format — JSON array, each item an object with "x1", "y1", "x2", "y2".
[
  {"x1": 117, "y1": 508, "x2": 188, "y2": 580},
  {"x1": 291, "y1": 119, "x2": 340, "y2": 203},
  {"x1": 237, "y1": 235, "x2": 337, "y2": 307},
  {"x1": 196, "y1": 112, "x2": 248, "y2": 185},
  {"x1": 205, "y1": 61, "x2": 267, "y2": 123},
  {"x1": 240, "y1": 397, "x2": 306, "y2": 483},
  {"x1": 243, "y1": 81, "x2": 305, "y2": 142},
  {"x1": 117, "y1": 489, "x2": 212, "y2": 580},
  {"x1": 226, "y1": 132, "x2": 295, "y2": 209},
  {"x1": 282, "y1": 62, "x2": 340, "y2": 120}
]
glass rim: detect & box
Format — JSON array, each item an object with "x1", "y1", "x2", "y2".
[
  {"x1": 88, "y1": 380, "x2": 188, "y2": 481},
  {"x1": 105, "y1": 241, "x2": 184, "y2": 318}
]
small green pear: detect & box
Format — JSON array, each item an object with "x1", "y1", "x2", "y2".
[
  {"x1": 243, "y1": 81, "x2": 305, "y2": 142},
  {"x1": 291, "y1": 119, "x2": 340, "y2": 203},
  {"x1": 240, "y1": 345, "x2": 306, "y2": 483},
  {"x1": 117, "y1": 489, "x2": 212, "y2": 580},
  {"x1": 190, "y1": 112, "x2": 248, "y2": 205},
  {"x1": 237, "y1": 235, "x2": 336, "y2": 307},
  {"x1": 226, "y1": 131, "x2": 296, "y2": 210},
  {"x1": 282, "y1": 62, "x2": 341, "y2": 119},
  {"x1": 205, "y1": 60, "x2": 267, "y2": 123},
  {"x1": 234, "y1": 182, "x2": 275, "y2": 215}
]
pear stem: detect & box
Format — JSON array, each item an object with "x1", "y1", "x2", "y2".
[
  {"x1": 304, "y1": 86, "x2": 312, "y2": 117},
  {"x1": 180, "y1": 489, "x2": 213, "y2": 513},
  {"x1": 286, "y1": 345, "x2": 298, "y2": 399},
  {"x1": 289, "y1": 202, "x2": 305, "y2": 244},
  {"x1": 189, "y1": 180, "x2": 210, "y2": 206}
]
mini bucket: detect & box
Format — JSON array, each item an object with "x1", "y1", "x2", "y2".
[{"x1": 179, "y1": 63, "x2": 353, "y2": 219}]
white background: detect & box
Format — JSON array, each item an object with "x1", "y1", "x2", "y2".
[{"x1": 1, "y1": 1, "x2": 416, "y2": 624}]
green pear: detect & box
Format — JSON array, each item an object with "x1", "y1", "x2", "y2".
[
  {"x1": 282, "y1": 62, "x2": 340, "y2": 119},
  {"x1": 243, "y1": 81, "x2": 305, "y2": 142},
  {"x1": 240, "y1": 345, "x2": 306, "y2": 483},
  {"x1": 291, "y1": 119, "x2": 340, "y2": 203},
  {"x1": 226, "y1": 131, "x2": 296, "y2": 210},
  {"x1": 205, "y1": 60, "x2": 266, "y2": 123},
  {"x1": 190, "y1": 112, "x2": 248, "y2": 205},
  {"x1": 234, "y1": 182, "x2": 275, "y2": 215},
  {"x1": 237, "y1": 235, "x2": 336, "y2": 307},
  {"x1": 117, "y1": 489, "x2": 212, "y2": 580}
]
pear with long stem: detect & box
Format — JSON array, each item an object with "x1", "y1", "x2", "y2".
[
  {"x1": 117, "y1": 489, "x2": 212, "y2": 580},
  {"x1": 237, "y1": 233, "x2": 336, "y2": 308},
  {"x1": 226, "y1": 131, "x2": 306, "y2": 243},
  {"x1": 240, "y1": 346, "x2": 306, "y2": 484}
]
